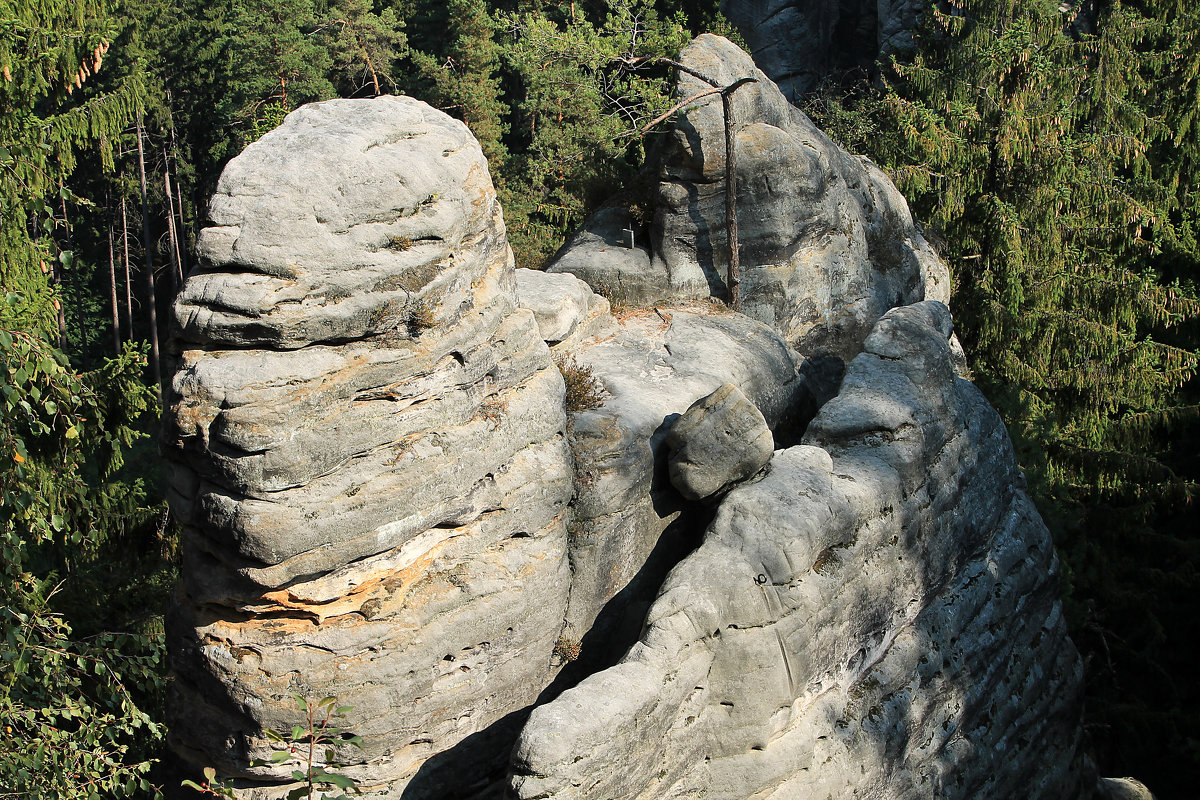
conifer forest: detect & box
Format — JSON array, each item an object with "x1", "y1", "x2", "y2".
[{"x1": 2, "y1": 0, "x2": 1198, "y2": 796}]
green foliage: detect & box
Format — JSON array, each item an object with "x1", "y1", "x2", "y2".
[
  {"x1": 0, "y1": 0, "x2": 143, "y2": 339},
  {"x1": 803, "y1": 0, "x2": 1200, "y2": 790},
  {"x1": 1, "y1": 603, "x2": 165, "y2": 800},
  {"x1": 497, "y1": 0, "x2": 691, "y2": 266},
  {"x1": 853, "y1": 0, "x2": 1200, "y2": 507},
  {"x1": 1, "y1": 325, "x2": 165, "y2": 798},
  {"x1": 185, "y1": 695, "x2": 364, "y2": 800},
  {"x1": 320, "y1": 0, "x2": 408, "y2": 98},
  {"x1": 206, "y1": 0, "x2": 335, "y2": 143},
  {"x1": 409, "y1": 0, "x2": 507, "y2": 165}
]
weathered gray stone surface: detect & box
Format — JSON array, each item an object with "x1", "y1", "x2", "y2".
[
  {"x1": 510, "y1": 301, "x2": 1094, "y2": 799},
  {"x1": 164, "y1": 64, "x2": 1120, "y2": 800},
  {"x1": 666, "y1": 383, "x2": 773, "y2": 501},
  {"x1": 1099, "y1": 778, "x2": 1156, "y2": 800},
  {"x1": 557, "y1": 306, "x2": 810, "y2": 656},
  {"x1": 548, "y1": 35, "x2": 948, "y2": 360},
  {"x1": 514, "y1": 268, "x2": 615, "y2": 350},
  {"x1": 164, "y1": 96, "x2": 573, "y2": 798},
  {"x1": 719, "y1": 0, "x2": 923, "y2": 100},
  {"x1": 544, "y1": 206, "x2": 659, "y2": 306}
]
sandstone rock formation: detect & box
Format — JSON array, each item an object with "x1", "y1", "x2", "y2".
[
  {"x1": 548, "y1": 35, "x2": 947, "y2": 360},
  {"x1": 164, "y1": 41, "x2": 1114, "y2": 800},
  {"x1": 666, "y1": 382, "x2": 774, "y2": 501},
  {"x1": 163, "y1": 96, "x2": 573, "y2": 797},
  {"x1": 513, "y1": 268, "x2": 614, "y2": 352},
  {"x1": 511, "y1": 302, "x2": 1093, "y2": 800},
  {"x1": 552, "y1": 306, "x2": 809, "y2": 660}
]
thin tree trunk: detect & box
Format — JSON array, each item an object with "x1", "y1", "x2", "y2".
[
  {"x1": 108, "y1": 210, "x2": 121, "y2": 354},
  {"x1": 166, "y1": 91, "x2": 191, "y2": 279},
  {"x1": 723, "y1": 91, "x2": 740, "y2": 311},
  {"x1": 61, "y1": 195, "x2": 90, "y2": 357},
  {"x1": 52, "y1": 259, "x2": 66, "y2": 349},
  {"x1": 136, "y1": 116, "x2": 163, "y2": 400},
  {"x1": 641, "y1": 62, "x2": 755, "y2": 310},
  {"x1": 121, "y1": 195, "x2": 133, "y2": 342},
  {"x1": 717, "y1": 78, "x2": 756, "y2": 310},
  {"x1": 173, "y1": 160, "x2": 189, "y2": 277},
  {"x1": 163, "y1": 161, "x2": 182, "y2": 292}
]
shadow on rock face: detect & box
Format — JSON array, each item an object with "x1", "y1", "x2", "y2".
[{"x1": 508, "y1": 302, "x2": 1095, "y2": 800}]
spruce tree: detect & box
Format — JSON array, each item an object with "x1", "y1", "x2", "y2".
[
  {"x1": 0, "y1": 0, "x2": 141, "y2": 338},
  {"x1": 862, "y1": 0, "x2": 1199, "y2": 508},
  {"x1": 499, "y1": 0, "x2": 690, "y2": 266},
  {"x1": 1, "y1": 0, "x2": 167, "y2": 793},
  {"x1": 809, "y1": 0, "x2": 1200, "y2": 789}
]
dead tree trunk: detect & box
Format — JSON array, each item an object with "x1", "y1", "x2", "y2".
[
  {"x1": 121, "y1": 195, "x2": 133, "y2": 342},
  {"x1": 637, "y1": 59, "x2": 756, "y2": 310},
  {"x1": 172, "y1": 158, "x2": 189, "y2": 277},
  {"x1": 136, "y1": 116, "x2": 163, "y2": 400},
  {"x1": 107, "y1": 207, "x2": 121, "y2": 354},
  {"x1": 722, "y1": 92, "x2": 740, "y2": 311},
  {"x1": 163, "y1": 167, "x2": 182, "y2": 294}
]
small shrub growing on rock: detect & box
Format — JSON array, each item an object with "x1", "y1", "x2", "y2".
[
  {"x1": 553, "y1": 635, "x2": 582, "y2": 663},
  {"x1": 385, "y1": 234, "x2": 414, "y2": 252},
  {"x1": 185, "y1": 694, "x2": 363, "y2": 800},
  {"x1": 406, "y1": 297, "x2": 436, "y2": 336},
  {"x1": 558, "y1": 358, "x2": 605, "y2": 413}
]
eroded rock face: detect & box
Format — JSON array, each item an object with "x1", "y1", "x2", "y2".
[
  {"x1": 514, "y1": 268, "x2": 615, "y2": 350},
  {"x1": 510, "y1": 302, "x2": 1093, "y2": 800},
  {"x1": 549, "y1": 35, "x2": 948, "y2": 360},
  {"x1": 165, "y1": 60, "x2": 1105, "y2": 800},
  {"x1": 666, "y1": 383, "x2": 774, "y2": 501},
  {"x1": 554, "y1": 305, "x2": 810, "y2": 669},
  {"x1": 163, "y1": 96, "x2": 573, "y2": 797}
]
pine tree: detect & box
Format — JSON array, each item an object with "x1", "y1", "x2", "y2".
[
  {"x1": 320, "y1": 0, "x2": 408, "y2": 98},
  {"x1": 406, "y1": 0, "x2": 507, "y2": 167}
]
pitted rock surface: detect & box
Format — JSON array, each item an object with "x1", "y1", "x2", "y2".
[
  {"x1": 164, "y1": 96, "x2": 573, "y2": 798},
  {"x1": 549, "y1": 35, "x2": 948, "y2": 360},
  {"x1": 510, "y1": 302, "x2": 1094, "y2": 800},
  {"x1": 666, "y1": 383, "x2": 773, "y2": 501}
]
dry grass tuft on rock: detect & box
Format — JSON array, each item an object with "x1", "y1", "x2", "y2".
[
  {"x1": 386, "y1": 234, "x2": 414, "y2": 252},
  {"x1": 558, "y1": 357, "x2": 605, "y2": 412},
  {"x1": 553, "y1": 635, "x2": 582, "y2": 663},
  {"x1": 406, "y1": 297, "x2": 436, "y2": 336}
]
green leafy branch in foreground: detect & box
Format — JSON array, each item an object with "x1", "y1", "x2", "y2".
[{"x1": 183, "y1": 695, "x2": 363, "y2": 800}]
